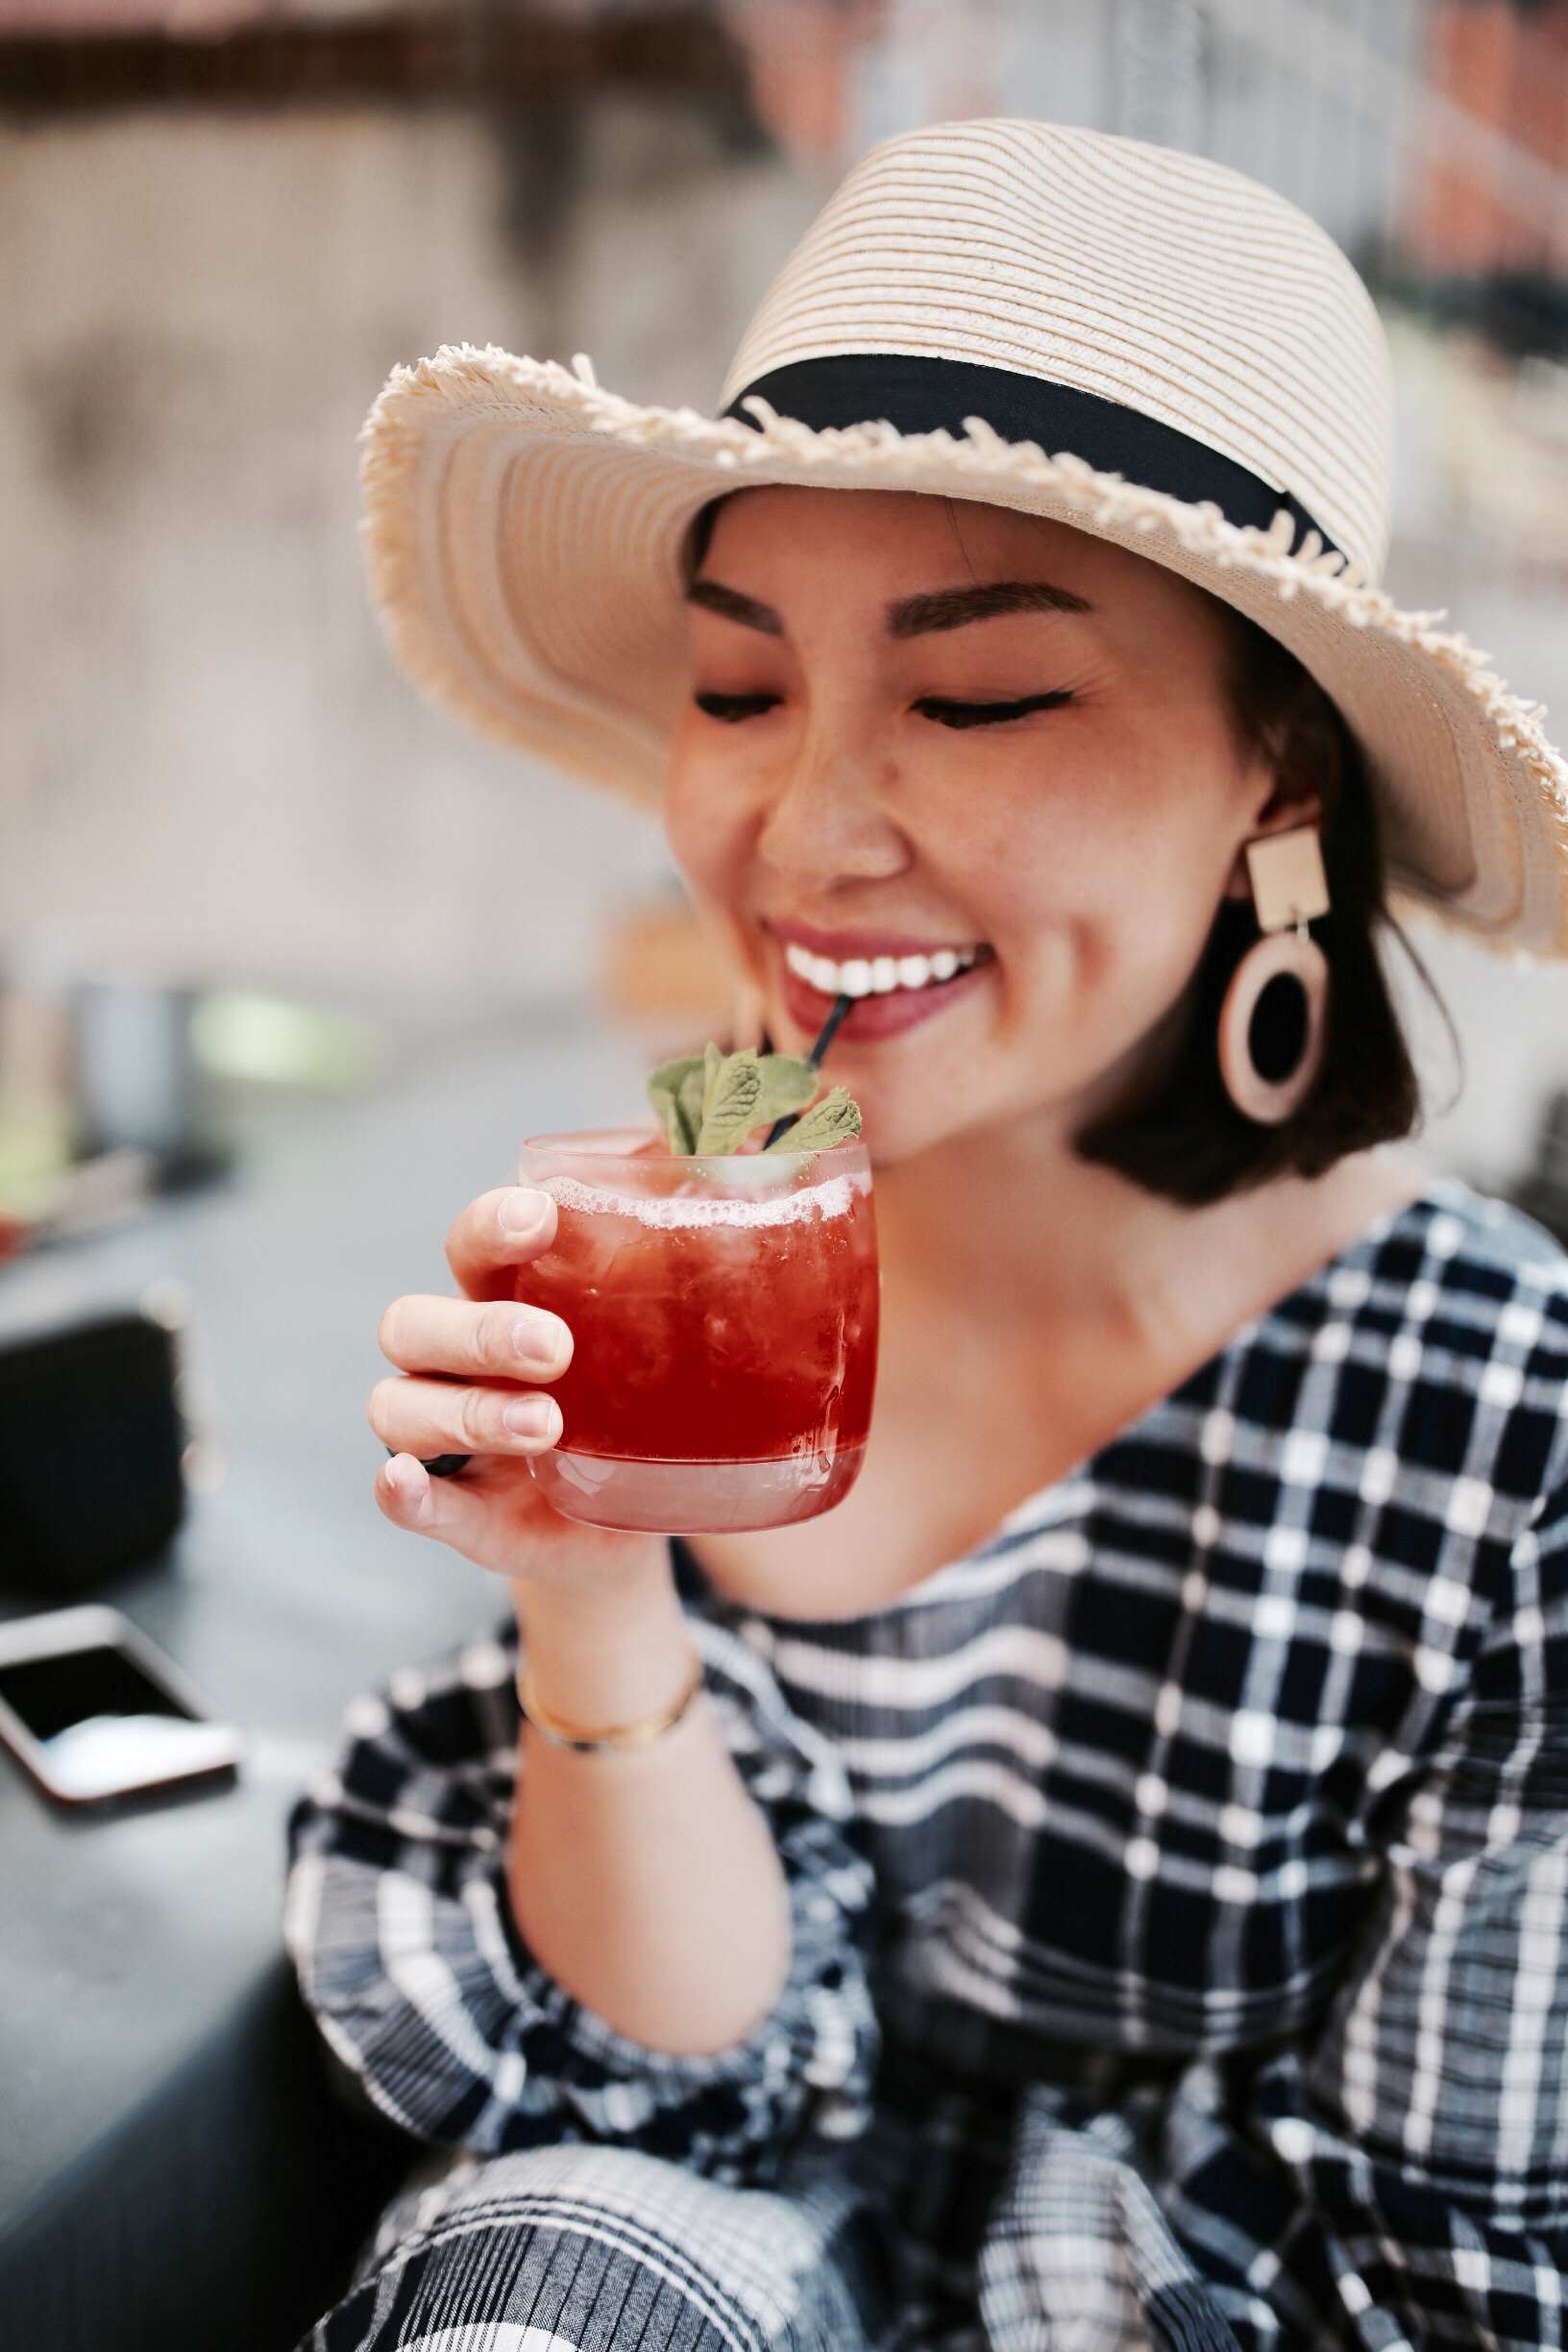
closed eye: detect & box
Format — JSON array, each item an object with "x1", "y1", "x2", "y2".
[
  {"x1": 695, "y1": 691, "x2": 783, "y2": 723},
  {"x1": 914, "y1": 691, "x2": 1073, "y2": 729}
]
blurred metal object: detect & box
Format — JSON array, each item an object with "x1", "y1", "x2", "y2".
[
  {"x1": 0, "y1": 962, "x2": 159, "y2": 1244},
  {"x1": 71, "y1": 980, "x2": 209, "y2": 1168}
]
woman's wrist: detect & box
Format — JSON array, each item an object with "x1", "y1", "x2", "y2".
[{"x1": 510, "y1": 1541, "x2": 695, "y2": 1734}]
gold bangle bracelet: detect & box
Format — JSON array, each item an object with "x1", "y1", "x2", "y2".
[{"x1": 517, "y1": 1644, "x2": 704, "y2": 1755}]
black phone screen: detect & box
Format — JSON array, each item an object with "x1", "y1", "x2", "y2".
[{"x1": 0, "y1": 1646, "x2": 194, "y2": 1739}]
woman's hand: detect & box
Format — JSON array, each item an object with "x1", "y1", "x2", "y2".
[
  {"x1": 371, "y1": 1186, "x2": 791, "y2": 2057},
  {"x1": 369, "y1": 1183, "x2": 661, "y2": 1588}
]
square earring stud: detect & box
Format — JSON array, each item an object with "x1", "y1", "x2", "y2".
[{"x1": 1245, "y1": 828, "x2": 1330, "y2": 935}]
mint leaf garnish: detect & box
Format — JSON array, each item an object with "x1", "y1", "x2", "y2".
[
  {"x1": 767, "y1": 1086, "x2": 862, "y2": 1152},
  {"x1": 648, "y1": 1043, "x2": 862, "y2": 1156},
  {"x1": 750, "y1": 1053, "x2": 819, "y2": 1129},
  {"x1": 695, "y1": 1048, "x2": 763, "y2": 1155},
  {"x1": 647, "y1": 1053, "x2": 705, "y2": 1153},
  {"x1": 677, "y1": 1060, "x2": 707, "y2": 1152}
]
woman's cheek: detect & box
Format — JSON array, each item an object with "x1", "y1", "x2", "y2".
[
  {"x1": 664, "y1": 743, "x2": 740, "y2": 895},
  {"x1": 1069, "y1": 888, "x2": 1221, "y2": 1077},
  {"x1": 992, "y1": 861, "x2": 1194, "y2": 1070},
  {"x1": 662, "y1": 754, "x2": 772, "y2": 999}
]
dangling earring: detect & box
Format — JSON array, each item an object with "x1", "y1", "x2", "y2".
[{"x1": 1218, "y1": 828, "x2": 1331, "y2": 1125}]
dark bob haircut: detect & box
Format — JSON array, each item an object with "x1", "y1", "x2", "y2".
[
  {"x1": 685, "y1": 497, "x2": 1428, "y2": 1207},
  {"x1": 1078, "y1": 600, "x2": 1425, "y2": 1205}
]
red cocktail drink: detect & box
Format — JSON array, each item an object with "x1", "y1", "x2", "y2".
[{"x1": 515, "y1": 1130, "x2": 878, "y2": 1533}]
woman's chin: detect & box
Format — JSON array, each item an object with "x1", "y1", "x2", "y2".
[{"x1": 829, "y1": 1074, "x2": 990, "y2": 1166}]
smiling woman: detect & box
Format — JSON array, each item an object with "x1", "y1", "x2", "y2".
[{"x1": 288, "y1": 122, "x2": 1568, "y2": 2352}]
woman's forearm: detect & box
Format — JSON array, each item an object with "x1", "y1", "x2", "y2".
[{"x1": 506, "y1": 1555, "x2": 792, "y2": 2057}]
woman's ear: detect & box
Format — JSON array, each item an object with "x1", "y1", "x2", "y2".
[{"x1": 1222, "y1": 723, "x2": 1328, "y2": 902}]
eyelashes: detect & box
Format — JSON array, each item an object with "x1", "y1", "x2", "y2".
[
  {"x1": 694, "y1": 691, "x2": 783, "y2": 723},
  {"x1": 694, "y1": 689, "x2": 1073, "y2": 728},
  {"x1": 912, "y1": 691, "x2": 1073, "y2": 729}
]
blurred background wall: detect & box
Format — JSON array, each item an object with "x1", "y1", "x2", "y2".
[
  {"x1": 0, "y1": 0, "x2": 1566, "y2": 1188},
  {"x1": 0, "y1": 12, "x2": 822, "y2": 1027}
]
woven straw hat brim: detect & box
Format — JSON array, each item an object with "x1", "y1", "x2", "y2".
[{"x1": 362, "y1": 344, "x2": 1568, "y2": 960}]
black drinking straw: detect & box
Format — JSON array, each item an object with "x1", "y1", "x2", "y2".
[{"x1": 764, "y1": 991, "x2": 853, "y2": 1148}]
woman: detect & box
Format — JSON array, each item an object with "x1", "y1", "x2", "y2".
[{"x1": 288, "y1": 124, "x2": 1568, "y2": 2351}]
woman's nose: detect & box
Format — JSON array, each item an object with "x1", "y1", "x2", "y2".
[{"x1": 756, "y1": 723, "x2": 910, "y2": 890}]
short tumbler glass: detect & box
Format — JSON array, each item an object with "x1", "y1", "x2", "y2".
[{"x1": 513, "y1": 1129, "x2": 879, "y2": 1534}]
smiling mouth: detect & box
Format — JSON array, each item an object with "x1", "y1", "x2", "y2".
[{"x1": 782, "y1": 941, "x2": 993, "y2": 999}]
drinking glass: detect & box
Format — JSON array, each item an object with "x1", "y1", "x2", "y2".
[{"x1": 513, "y1": 1129, "x2": 879, "y2": 1533}]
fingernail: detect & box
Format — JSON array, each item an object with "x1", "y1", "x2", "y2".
[
  {"x1": 499, "y1": 1188, "x2": 551, "y2": 1238},
  {"x1": 503, "y1": 1395, "x2": 560, "y2": 1440},
  {"x1": 511, "y1": 1310, "x2": 564, "y2": 1369}
]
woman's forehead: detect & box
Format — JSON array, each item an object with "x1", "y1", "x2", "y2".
[
  {"x1": 701, "y1": 486, "x2": 1211, "y2": 628},
  {"x1": 709, "y1": 483, "x2": 1076, "y2": 557}
]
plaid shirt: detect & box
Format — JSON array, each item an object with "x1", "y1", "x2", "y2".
[{"x1": 289, "y1": 1183, "x2": 1568, "y2": 2352}]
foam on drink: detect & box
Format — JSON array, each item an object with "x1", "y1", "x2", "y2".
[{"x1": 538, "y1": 1170, "x2": 864, "y2": 1230}]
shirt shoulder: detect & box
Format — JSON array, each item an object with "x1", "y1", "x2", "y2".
[
  {"x1": 1311, "y1": 1180, "x2": 1568, "y2": 1409},
  {"x1": 1275, "y1": 1179, "x2": 1568, "y2": 1333},
  {"x1": 1210, "y1": 1180, "x2": 1568, "y2": 1571}
]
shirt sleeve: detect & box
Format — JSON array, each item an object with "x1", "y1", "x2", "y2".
[
  {"x1": 1242, "y1": 1475, "x2": 1568, "y2": 2352},
  {"x1": 283, "y1": 1608, "x2": 879, "y2": 2185}
]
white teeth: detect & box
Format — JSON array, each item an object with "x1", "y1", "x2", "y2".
[{"x1": 782, "y1": 940, "x2": 982, "y2": 997}]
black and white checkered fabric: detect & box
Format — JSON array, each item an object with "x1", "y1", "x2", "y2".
[{"x1": 289, "y1": 1184, "x2": 1568, "y2": 2352}]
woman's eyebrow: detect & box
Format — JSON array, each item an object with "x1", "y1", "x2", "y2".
[
  {"x1": 686, "y1": 577, "x2": 784, "y2": 635},
  {"x1": 888, "y1": 580, "x2": 1092, "y2": 637}
]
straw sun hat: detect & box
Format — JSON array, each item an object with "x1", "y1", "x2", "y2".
[{"x1": 361, "y1": 118, "x2": 1568, "y2": 958}]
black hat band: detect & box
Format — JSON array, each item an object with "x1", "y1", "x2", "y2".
[{"x1": 724, "y1": 355, "x2": 1336, "y2": 559}]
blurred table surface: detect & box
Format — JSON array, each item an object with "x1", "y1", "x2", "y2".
[{"x1": 0, "y1": 1017, "x2": 647, "y2": 2352}]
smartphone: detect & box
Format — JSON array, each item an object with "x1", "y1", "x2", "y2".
[{"x1": 0, "y1": 1605, "x2": 240, "y2": 1805}]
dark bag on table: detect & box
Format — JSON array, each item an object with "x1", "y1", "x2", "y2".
[{"x1": 0, "y1": 1314, "x2": 185, "y2": 1595}]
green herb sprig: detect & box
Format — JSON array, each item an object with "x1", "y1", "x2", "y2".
[{"x1": 648, "y1": 1044, "x2": 862, "y2": 1156}]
